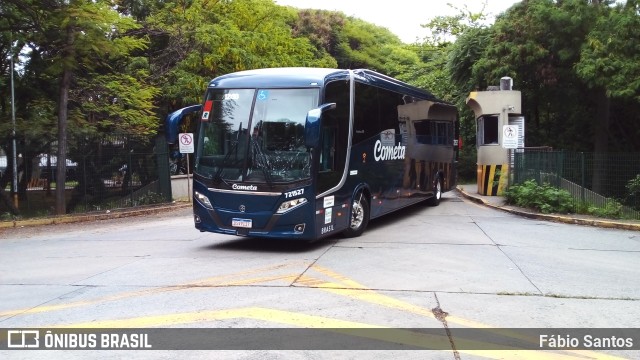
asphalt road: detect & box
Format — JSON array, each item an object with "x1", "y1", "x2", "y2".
[{"x1": 1, "y1": 190, "x2": 638, "y2": 359}]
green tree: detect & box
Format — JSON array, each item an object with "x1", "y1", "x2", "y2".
[
  {"x1": 333, "y1": 17, "x2": 403, "y2": 71},
  {"x1": 574, "y1": 0, "x2": 640, "y2": 191},
  {"x1": 287, "y1": 7, "x2": 415, "y2": 74},
  {"x1": 288, "y1": 9, "x2": 344, "y2": 66},
  {"x1": 448, "y1": 26, "x2": 492, "y2": 94},
  {"x1": 470, "y1": 0, "x2": 602, "y2": 150},
  {"x1": 576, "y1": 0, "x2": 640, "y2": 145},
  {"x1": 425, "y1": 2, "x2": 491, "y2": 180},
  {"x1": 1, "y1": 0, "x2": 157, "y2": 215},
  {"x1": 145, "y1": 0, "x2": 333, "y2": 110},
  {"x1": 453, "y1": 0, "x2": 640, "y2": 191}
]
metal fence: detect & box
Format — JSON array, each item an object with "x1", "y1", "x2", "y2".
[
  {"x1": 512, "y1": 150, "x2": 640, "y2": 219},
  {"x1": 2, "y1": 135, "x2": 172, "y2": 218}
]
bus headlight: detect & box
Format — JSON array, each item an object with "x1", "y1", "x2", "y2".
[
  {"x1": 195, "y1": 191, "x2": 213, "y2": 209},
  {"x1": 277, "y1": 198, "x2": 307, "y2": 214}
]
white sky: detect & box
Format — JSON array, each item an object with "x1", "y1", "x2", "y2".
[{"x1": 275, "y1": 0, "x2": 521, "y2": 43}]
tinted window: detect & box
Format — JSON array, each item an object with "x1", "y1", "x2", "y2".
[
  {"x1": 317, "y1": 80, "x2": 350, "y2": 194},
  {"x1": 353, "y1": 82, "x2": 404, "y2": 144}
]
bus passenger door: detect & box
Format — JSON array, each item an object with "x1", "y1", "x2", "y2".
[
  {"x1": 320, "y1": 126, "x2": 336, "y2": 172},
  {"x1": 317, "y1": 126, "x2": 340, "y2": 194}
]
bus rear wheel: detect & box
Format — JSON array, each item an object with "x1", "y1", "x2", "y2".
[
  {"x1": 427, "y1": 177, "x2": 442, "y2": 206},
  {"x1": 343, "y1": 191, "x2": 369, "y2": 238}
]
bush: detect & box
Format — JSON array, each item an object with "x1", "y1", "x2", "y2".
[
  {"x1": 626, "y1": 174, "x2": 640, "y2": 196},
  {"x1": 625, "y1": 174, "x2": 640, "y2": 210},
  {"x1": 576, "y1": 200, "x2": 623, "y2": 219},
  {"x1": 505, "y1": 180, "x2": 574, "y2": 214},
  {"x1": 135, "y1": 191, "x2": 166, "y2": 206},
  {"x1": 1, "y1": 212, "x2": 16, "y2": 221}
]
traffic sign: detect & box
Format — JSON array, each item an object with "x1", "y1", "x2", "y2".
[
  {"x1": 502, "y1": 125, "x2": 518, "y2": 149},
  {"x1": 179, "y1": 133, "x2": 194, "y2": 153}
]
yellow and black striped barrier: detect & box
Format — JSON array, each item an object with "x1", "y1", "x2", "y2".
[{"x1": 477, "y1": 164, "x2": 509, "y2": 196}]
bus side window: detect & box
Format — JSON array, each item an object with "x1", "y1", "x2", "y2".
[
  {"x1": 437, "y1": 122, "x2": 448, "y2": 145},
  {"x1": 354, "y1": 83, "x2": 379, "y2": 144},
  {"x1": 377, "y1": 87, "x2": 403, "y2": 135},
  {"x1": 414, "y1": 120, "x2": 433, "y2": 144}
]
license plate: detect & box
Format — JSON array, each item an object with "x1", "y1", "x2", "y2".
[{"x1": 232, "y1": 218, "x2": 252, "y2": 228}]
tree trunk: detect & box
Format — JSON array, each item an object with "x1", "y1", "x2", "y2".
[
  {"x1": 591, "y1": 87, "x2": 610, "y2": 194},
  {"x1": 0, "y1": 154, "x2": 20, "y2": 215},
  {"x1": 55, "y1": 26, "x2": 74, "y2": 215},
  {"x1": 55, "y1": 67, "x2": 71, "y2": 215}
]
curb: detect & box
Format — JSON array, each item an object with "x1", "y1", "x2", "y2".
[
  {"x1": 1, "y1": 202, "x2": 192, "y2": 229},
  {"x1": 456, "y1": 186, "x2": 640, "y2": 232}
]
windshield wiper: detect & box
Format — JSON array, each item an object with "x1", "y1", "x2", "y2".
[
  {"x1": 250, "y1": 136, "x2": 273, "y2": 188},
  {"x1": 213, "y1": 140, "x2": 238, "y2": 183},
  {"x1": 213, "y1": 122, "x2": 243, "y2": 183}
]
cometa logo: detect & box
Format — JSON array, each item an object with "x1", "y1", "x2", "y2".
[
  {"x1": 232, "y1": 184, "x2": 258, "y2": 191},
  {"x1": 373, "y1": 140, "x2": 406, "y2": 161}
]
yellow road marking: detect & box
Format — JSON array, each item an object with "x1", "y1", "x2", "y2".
[
  {"x1": 3, "y1": 263, "x2": 629, "y2": 360},
  {"x1": 53, "y1": 307, "x2": 624, "y2": 360},
  {"x1": 303, "y1": 266, "x2": 628, "y2": 360},
  {"x1": 308, "y1": 265, "x2": 488, "y2": 327},
  {"x1": 0, "y1": 262, "x2": 305, "y2": 317},
  {"x1": 58, "y1": 307, "x2": 382, "y2": 329}
]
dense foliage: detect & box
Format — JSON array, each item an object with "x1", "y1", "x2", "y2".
[
  {"x1": 505, "y1": 180, "x2": 574, "y2": 214},
  {"x1": 506, "y1": 179, "x2": 626, "y2": 218},
  {"x1": 1, "y1": 0, "x2": 639, "y2": 214}
]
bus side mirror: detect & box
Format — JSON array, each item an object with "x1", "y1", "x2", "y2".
[
  {"x1": 304, "y1": 103, "x2": 336, "y2": 148},
  {"x1": 165, "y1": 105, "x2": 202, "y2": 144}
]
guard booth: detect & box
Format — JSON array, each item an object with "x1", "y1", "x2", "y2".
[{"x1": 466, "y1": 77, "x2": 524, "y2": 196}]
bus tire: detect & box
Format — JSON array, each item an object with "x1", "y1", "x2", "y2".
[
  {"x1": 427, "y1": 176, "x2": 442, "y2": 206},
  {"x1": 343, "y1": 191, "x2": 369, "y2": 238}
]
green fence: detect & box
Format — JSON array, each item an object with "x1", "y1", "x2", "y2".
[
  {"x1": 513, "y1": 150, "x2": 640, "y2": 219},
  {"x1": 1, "y1": 135, "x2": 172, "y2": 218}
]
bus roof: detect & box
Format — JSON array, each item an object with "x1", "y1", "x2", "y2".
[
  {"x1": 351, "y1": 69, "x2": 439, "y2": 102},
  {"x1": 208, "y1": 67, "x2": 348, "y2": 88},
  {"x1": 207, "y1": 67, "x2": 442, "y2": 103}
]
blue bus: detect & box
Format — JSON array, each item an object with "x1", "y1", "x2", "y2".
[{"x1": 166, "y1": 68, "x2": 457, "y2": 241}]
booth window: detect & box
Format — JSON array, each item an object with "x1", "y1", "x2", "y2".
[{"x1": 477, "y1": 115, "x2": 498, "y2": 146}]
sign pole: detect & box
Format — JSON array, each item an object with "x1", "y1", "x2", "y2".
[
  {"x1": 502, "y1": 125, "x2": 519, "y2": 191},
  {"x1": 186, "y1": 154, "x2": 191, "y2": 203},
  {"x1": 178, "y1": 133, "x2": 195, "y2": 203}
]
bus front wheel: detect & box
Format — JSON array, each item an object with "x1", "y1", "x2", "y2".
[{"x1": 343, "y1": 192, "x2": 369, "y2": 238}]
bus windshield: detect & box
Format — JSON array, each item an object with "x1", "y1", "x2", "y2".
[{"x1": 196, "y1": 88, "x2": 319, "y2": 185}]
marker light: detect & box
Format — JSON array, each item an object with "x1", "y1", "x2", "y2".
[
  {"x1": 277, "y1": 198, "x2": 307, "y2": 214},
  {"x1": 195, "y1": 191, "x2": 213, "y2": 209}
]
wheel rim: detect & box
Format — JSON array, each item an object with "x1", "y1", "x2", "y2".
[{"x1": 350, "y1": 199, "x2": 364, "y2": 229}]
